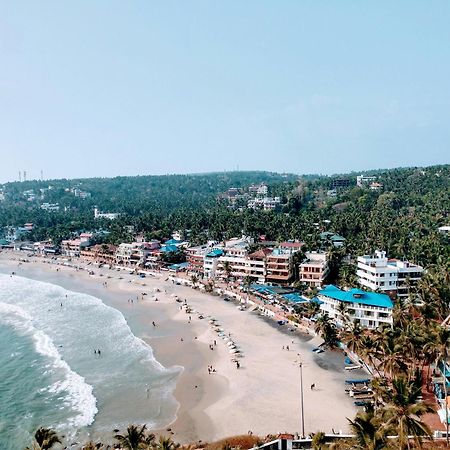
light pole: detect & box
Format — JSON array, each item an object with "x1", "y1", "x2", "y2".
[{"x1": 299, "y1": 362, "x2": 305, "y2": 438}]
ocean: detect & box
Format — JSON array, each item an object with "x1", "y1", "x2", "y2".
[{"x1": 0, "y1": 273, "x2": 181, "y2": 450}]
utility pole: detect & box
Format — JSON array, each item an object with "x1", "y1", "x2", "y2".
[{"x1": 300, "y1": 362, "x2": 305, "y2": 438}]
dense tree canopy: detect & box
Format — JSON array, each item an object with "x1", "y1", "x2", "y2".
[{"x1": 0, "y1": 165, "x2": 448, "y2": 267}]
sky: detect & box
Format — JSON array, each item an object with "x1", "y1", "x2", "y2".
[{"x1": 1, "y1": 1, "x2": 449, "y2": 182}]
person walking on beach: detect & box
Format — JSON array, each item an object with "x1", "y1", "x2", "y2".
[
  {"x1": 310, "y1": 383, "x2": 315, "y2": 390},
  {"x1": 152, "y1": 321, "x2": 156, "y2": 327}
]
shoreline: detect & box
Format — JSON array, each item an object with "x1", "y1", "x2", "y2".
[{"x1": 0, "y1": 250, "x2": 361, "y2": 444}]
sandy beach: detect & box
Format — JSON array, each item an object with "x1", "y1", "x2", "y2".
[{"x1": 0, "y1": 250, "x2": 362, "y2": 444}]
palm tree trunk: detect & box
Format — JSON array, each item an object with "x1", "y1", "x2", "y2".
[{"x1": 445, "y1": 375, "x2": 449, "y2": 445}]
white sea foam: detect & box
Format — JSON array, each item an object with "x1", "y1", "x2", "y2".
[
  {"x1": 0, "y1": 301, "x2": 98, "y2": 428},
  {"x1": 0, "y1": 272, "x2": 181, "y2": 434}
]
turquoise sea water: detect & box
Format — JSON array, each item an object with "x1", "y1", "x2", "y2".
[{"x1": 0, "y1": 274, "x2": 180, "y2": 450}]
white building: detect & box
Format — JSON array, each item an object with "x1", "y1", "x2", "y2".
[
  {"x1": 357, "y1": 250, "x2": 424, "y2": 298},
  {"x1": 115, "y1": 242, "x2": 151, "y2": 266},
  {"x1": 94, "y1": 207, "x2": 120, "y2": 220},
  {"x1": 256, "y1": 184, "x2": 268, "y2": 196},
  {"x1": 61, "y1": 233, "x2": 92, "y2": 257},
  {"x1": 247, "y1": 196, "x2": 281, "y2": 210},
  {"x1": 318, "y1": 285, "x2": 393, "y2": 329},
  {"x1": 299, "y1": 252, "x2": 329, "y2": 287},
  {"x1": 438, "y1": 226, "x2": 450, "y2": 234},
  {"x1": 40, "y1": 202, "x2": 60, "y2": 211},
  {"x1": 203, "y1": 248, "x2": 224, "y2": 279},
  {"x1": 356, "y1": 175, "x2": 377, "y2": 187},
  {"x1": 248, "y1": 183, "x2": 268, "y2": 196}
]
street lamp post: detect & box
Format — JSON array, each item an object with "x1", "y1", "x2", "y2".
[{"x1": 299, "y1": 362, "x2": 305, "y2": 438}]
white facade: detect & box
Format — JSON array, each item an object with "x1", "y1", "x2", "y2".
[
  {"x1": 438, "y1": 226, "x2": 450, "y2": 234},
  {"x1": 115, "y1": 243, "x2": 148, "y2": 266},
  {"x1": 40, "y1": 202, "x2": 60, "y2": 211},
  {"x1": 318, "y1": 286, "x2": 393, "y2": 329},
  {"x1": 247, "y1": 196, "x2": 281, "y2": 210},
  {"x1": 357, "y1": 250, "x2": 424, "y2": 298},
  {"x1": 356, "y1": 175, "x2": 377, "y2": 187},
  {"x1": 94, "y1": 207, "x2": 120, "y2": 220},
  {"x1": 257, "y1": 184, "x2": 268, "y2": 196}
]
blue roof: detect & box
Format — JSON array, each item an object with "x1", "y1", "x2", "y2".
[
  {"x1": 310, "y1": 297, "x2": 324, "y2": 305},
  {"x1": 160, "y1": 244, "x2": 179, "y2": 253},
  {"x1": 319, "y1": 285, "x2": 393, "y2": 309},
  {"x1": 206, "y1": 249, "x2": 224, "y2": 257},
  {"x1": 282, "y1": 293, "x2": 309, "y2": 304},
  {"x1": 165, "y1": 239, "x2": 183, "y2": 245},
  {"x1": 169, "y1": 262, "x2": 189, "y2": 270},
  {"x1": 320, "y1": 232, "x2": 345, "y2": 241}
]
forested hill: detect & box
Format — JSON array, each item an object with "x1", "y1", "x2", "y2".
[
  {"x1": 0, "y1": 171, "x2": 296, "y2": 213},
  {"x1": 0, "y1": 166, "x2": 449, "y2": 267}
]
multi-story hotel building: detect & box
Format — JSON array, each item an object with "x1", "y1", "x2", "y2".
[
  {"x1": 357, "y1": 250, "x2": 424, "y2": 298},
  {"x1": 318, "y1": 285, "x2": 393, "y2": 329},
  {"x1": 299, "y1": 252, "x2": 329, "y2": 287}
]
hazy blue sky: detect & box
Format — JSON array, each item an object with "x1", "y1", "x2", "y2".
[{"x1": 1, "y1": 1, "x2": 449, "y2": 182}]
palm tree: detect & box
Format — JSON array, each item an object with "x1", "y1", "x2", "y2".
[
  {"x1": 222, "y1": 260, "x2": 232, "y2": 285},
  {"x1": 425, "y1": 325, "x2": 450, "y2": 444},
  {"x1": 311, "y1": 431, "x2": 327, "y2": 450},
  {"x1": 26, "y1": 428, "x2": 61, "y2": 450},
  {"x1": 305, "y1": 300, "x2": 321, "y2": 318},
  {"x1": 114, "y1": 424, "x2": 154, "y2": 450},
  {"x1": 347, "y1": 406, "x2": 386, "y2": 450},
  {"x1": 190, "y1": 274, "x2": 198, "y2": 288},
  {"x1": 243, "y1": 275, "x2": 252, "y2": 293},
  {"x1": 338, "y1": 264, "x2": 357, "y2": 288},
  {"x1": 82, "y1": 443, "x2": 104, "y2": 450},
  {"x1": 155, "y1": 436, "x2": 180, "y2": 450},
  {"x1": 380, "y1": 376, "x2": 433, "y2": 450},
  {"x1": 373, "y1": 328, "x2": 409, "y2": 379},
  {"x1": 314, "y1": 313, "x2": 339, "y2": 349},
  {"x1": 336, "y1": 301, "x2": 350, "y2": 326}
]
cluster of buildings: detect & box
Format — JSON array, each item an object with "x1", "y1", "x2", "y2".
[
  {"x1": 1, "y1": 217, "x2": 428, "y2": 332},
  {"x1": 188, "y1": 237, "x2": 332, "y2": 287},
  {"x1": 189, "y1": 237, "x2": 303, "y2": 284},
  {"x1": 313, "y1": 250, "x2": 424, "y2": 330},
  {"x1": 356, "y1": 174, "x2": 383, "y2": 191},
  {"x1": 327, "y1": 175, "x2": 383, "y2": 197},
  {"x1": 64, "y1": 186, "x2": 91, "y2": 199},
  {"x1": 221, "y1": 183, "x2": 282, "y2": 211}
]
